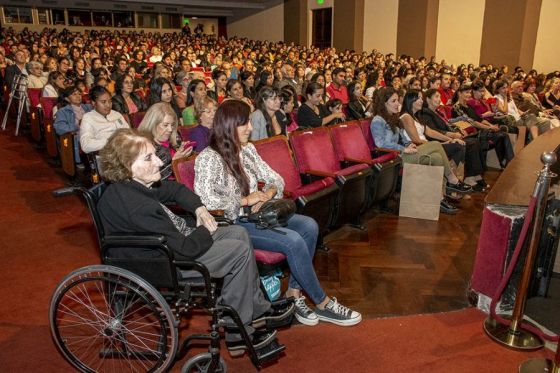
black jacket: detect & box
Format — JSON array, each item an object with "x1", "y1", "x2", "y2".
[
  {"x1": 416, "y1": 107, "x2": 450, "y2": 136},
  {"x1": 111, "y1": 92, "x2": 147, "y2": 115},
  {"x1": 347, "y1": 99, "x2": 367, "y2": 120},
  {"x1": 98, "y1": 180, "x2": 213, "y2": 260}
]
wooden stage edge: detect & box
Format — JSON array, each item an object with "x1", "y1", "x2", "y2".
[{"x1": 485, "y1": 127, "x2": 560, "y2": 207}]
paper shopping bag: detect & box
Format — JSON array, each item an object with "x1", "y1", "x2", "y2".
[{"x1": 399, "y1": 162, "x2": 444, "y2": 221}]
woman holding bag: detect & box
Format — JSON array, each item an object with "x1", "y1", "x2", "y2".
[
  {"x1": 194, "y1": 99, "x2": 361, "y2": 328},
  {"x1": 370, "y1": 88, "x2": 472, "y2": 213}
]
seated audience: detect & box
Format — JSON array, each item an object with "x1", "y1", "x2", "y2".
[
  {"x1": 347, "y1": 80, "x2": 371, "y2": 120},
  {"x1": 225, "y1": 79, "x2": 254, "y2": 111},
  {"x1": 97, "y1": 128, "x2": 293, "y2": 357},
  {"x1": 452, "y1": 84, "x2": 514, "y2": 168},
  {"x1": 325, "y1": 99, "x2": 345, "y2": 126},
  {"x1": 182, "y1": 79, "x2": 208, "y2": 126},
  {"x1": 208, "y1": 69, "x2": 227, "y2": 104},
  {"x1": 493, "y1": 80, "x2": 550, "y2": 139},
  {"x1": 297, "y1": 82, "x2": 345, "y2": 128},
  {"x1": 189, "y1": 96, "x2": 217, "y2": 153},
  {"x1": 137, "y1": 102, "x2": 192, "y2": 180},
  {"x1": 79, "y1": 86, "x2": 129, "y2": 154},
  {"x1": 250, "y1": 87, "x2": 283, "y2": 140},
  {"x1": 194, "y1": 100, "x2": 362, "y2": 327},
  {"x1": 417, "y1": 89, "x2": 487, "y2": 190},
  {"x1": 111, "y1": 74, "x2": 146, "y2": 118},
  {"x1": 53, "y1": 85, "x2": 93, "y2": 164},
  {"x1": 42, "y1": 71, "x2": 65, "y2": 98},
  {"x1": 26, "y1": 61, "x2": 47, "y2": 88},
  {"x1": 371, "y1": 87, "x2": 472, "y2": 209},
  {"x1": 149, "y1": 77, "x2": 183, "y2": 122}
]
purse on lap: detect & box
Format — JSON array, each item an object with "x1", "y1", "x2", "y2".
[{"x1": 241, "y1": 199, "x2": 296, "y2": 234}]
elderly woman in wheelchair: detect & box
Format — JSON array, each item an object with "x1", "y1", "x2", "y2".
[{"x1": 49, "y1": 128, "x2": 294, "y2": 372}]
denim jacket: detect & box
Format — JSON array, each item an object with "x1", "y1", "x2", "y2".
[
  {"x1": 370, "y1": 115, "x2": 404, "y2": 152},
  {"x1": 53, "y1": 103, "x2": 93, "y2": 136}
]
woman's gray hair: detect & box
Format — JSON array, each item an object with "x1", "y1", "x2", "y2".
[{"x1": 26, "y1": 60, "x2": 43, "y2": 72}]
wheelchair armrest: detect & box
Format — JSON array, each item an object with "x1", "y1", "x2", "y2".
[
  {"x1": 103, "y1": 233, "x2": 168, "y2": 247},
  {"x1": 173, "y1": 260, "x2": 213, "y2": 295}
]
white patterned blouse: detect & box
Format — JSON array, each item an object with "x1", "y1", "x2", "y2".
[{"x1": 194, "y1": 143, "x2": 284, "y2": 220}]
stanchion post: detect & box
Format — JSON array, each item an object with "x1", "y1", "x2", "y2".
[
  {"x1": 484, "y1": 152, "x2": 557, "y2": 350},
  {"x1": 519, "y1": 341, "x2": 559, "y2": 373}
]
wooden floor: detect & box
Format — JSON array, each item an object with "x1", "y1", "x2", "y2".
[{"x1": 315, "y1": 172, "x2": 500, "y2": 319}]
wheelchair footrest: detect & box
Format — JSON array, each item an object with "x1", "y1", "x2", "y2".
[{"x1": 255, "y1": 339, "x2": 286, "y2": 366}]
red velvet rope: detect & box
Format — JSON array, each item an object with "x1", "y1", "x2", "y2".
[{"x1": 489, "y1": 195, "x2": 559, "y2": 342}]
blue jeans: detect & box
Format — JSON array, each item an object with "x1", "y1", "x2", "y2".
[{"x1": 236, "y1": 214, "x2": 327, "y2": 305}]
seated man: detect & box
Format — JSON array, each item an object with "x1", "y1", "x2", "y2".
[{"x1": 97, "y1": 128, "x2": 294, "y2": 357}]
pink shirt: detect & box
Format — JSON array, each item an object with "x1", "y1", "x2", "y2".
[{"x1": 326, "y1": 83, "x2": 349, "y2": 104}]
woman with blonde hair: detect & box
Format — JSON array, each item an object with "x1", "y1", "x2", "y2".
[{"x1": 138, "y1": 102, "x2": 192, "y2": 180}]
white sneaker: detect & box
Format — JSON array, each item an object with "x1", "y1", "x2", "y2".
[
  {"x1": 293, "y1": 295, "x2": 319, "y2": 326},
  {"x1": 315, "y1": 297, "x2": 362, "y2": 326}
]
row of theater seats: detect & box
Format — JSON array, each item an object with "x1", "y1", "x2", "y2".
[{"x1": 173, "y1": 119, "x2": 402, "y2": 239}]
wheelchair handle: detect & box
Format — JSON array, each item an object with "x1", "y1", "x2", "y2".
[{"x1": 52, "y1": 187, "x2": 79, "y2": 197}]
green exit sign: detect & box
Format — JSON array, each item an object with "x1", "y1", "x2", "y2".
[{"x1": 317, "y1": 0, "x2": 325, "y2": 4}]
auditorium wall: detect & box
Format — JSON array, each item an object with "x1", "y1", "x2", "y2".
[
  {"x1": 227, "y1": 1, "x2": 284, "y2": 42},
  {"x1": 533, "y1": 0, "x2": 560, "y2": 73},
  {"x1": 435, "y1": 0, "x2": 485, "y2": 67},
  {"x1": 362, "y1": 0, "x2": 398, "y2": 55}
]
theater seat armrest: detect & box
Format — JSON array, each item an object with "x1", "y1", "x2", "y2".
[
  {"x1": 375, "y1": 147, "x2": 400, "y2": 154},
  {"x1": 304, "y1": 169, "x2": 336, "y2": 178},
  {"x1": 344, "y1": 156, "x2": 371, "y2": 165}
]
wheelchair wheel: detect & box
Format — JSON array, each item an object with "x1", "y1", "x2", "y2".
[
  {"x1": 49, "y1": 264, "x2": 178, "y2": 373},
  {"x1": 181, "y1": 353, "x2": 227, "y2": 373}
]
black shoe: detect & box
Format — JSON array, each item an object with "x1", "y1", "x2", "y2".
[
  {"x1": 226, "y1": 329, "x2": 277, "y2": 357},
  {"x1": 440, "y1": 199, "x2": 458, "y2": 215},
  {"x1": 446, "y1": 182, "x2": 472, "y2": 194},
  {"x1": 252, "y1": 297, "x2": 295, "y2": 329},
  {"x1": 472, "y1": 183, "x2": 487, "y2": 192},
  {"x1": 477, "y1": 179, "x2": 490, "y2": 188}
]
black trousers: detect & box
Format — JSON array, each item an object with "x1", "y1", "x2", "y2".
[
  {"x1": 479, "y1": 130, "x2": 514, "y2": 168},
  {"x1": 464, "y1": 137, "x2": 485, "y2": 177}
]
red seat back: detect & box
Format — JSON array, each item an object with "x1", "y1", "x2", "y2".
[
  {"x1": 254, "y1": 136, "x2": 302, "y2": 192},
  {"x1": 358, "y1": 118, "x2": 376, "y2": 151},
  {"x1": 82, "y1": 93, "x2": 91, "y2": 104},
  {"x1": 289, "y1": 127, "x2": 340, "y2": 173},
  {"x1": 130, "y1": 111, "x2": 146, "y2": 129},
  {"x1": 40, "y1": 97, "x2": 58, "y2": 120},
  {"x1": 329, "y1": 121, "x2": 372, "y2": 162},
  {"x1": 173, "y1": 156, "x2": 196, "y2": 190},
  {"x1": 27, "y1": 88, "x2": 42, "y2": 107}
]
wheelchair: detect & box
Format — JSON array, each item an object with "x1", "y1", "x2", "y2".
[{"x1": 49, "y1": 184, "x2": 287, "y2": 372}]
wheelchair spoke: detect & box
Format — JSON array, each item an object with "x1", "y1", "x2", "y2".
[{"x1": 50, "y1": 267, "x2": 178, "y2": 373}]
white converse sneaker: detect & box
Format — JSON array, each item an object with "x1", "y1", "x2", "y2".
[{"x1": 315, "y1": 297, "x2": 362, "y2": 326}]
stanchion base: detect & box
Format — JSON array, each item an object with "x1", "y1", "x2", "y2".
[
  {"x1": 519, "y1": 358, "x2": 557, "y2": 373},
  {"x1": 483, "y1": 316, "x2": 544, "y2": 351}
]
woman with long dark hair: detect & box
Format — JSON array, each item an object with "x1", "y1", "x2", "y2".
[
  {"x1": 181, "y1": 79, "x2": 207, "y2": 126},
  {"x1": 250, "y1": 86, "x2": 284, "y2": 140},
  {"x1": 207, "y1": 69, "x2": 227, "y2": 104},
  {"x1": 194, "y1": 99, "x2": 362, "y2": 327},
  {"x1": 149, "y1": 77, "x2": 182, "y2": 121},
  {"x1": 112, "y1": 74, "x2": 146, "y2": 117}
]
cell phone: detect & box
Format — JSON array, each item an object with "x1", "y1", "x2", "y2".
[{"x1": 183, "y1": 140, "x2": 197, "y2": 149}]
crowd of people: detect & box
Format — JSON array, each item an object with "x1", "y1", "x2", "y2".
[{"x1": 2, "y1": 25, "x2": 560, "y2": 357}]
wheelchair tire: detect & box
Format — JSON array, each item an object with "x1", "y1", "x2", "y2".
[
  {"x1": 181, "y1": 352, "x2": 227, "y2": 373},
  {"x1": 49, "y1": 264, "x2": 178, "y2": 373}
]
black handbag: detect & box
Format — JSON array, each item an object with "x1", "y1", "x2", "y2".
[{"x1": 242, "y1": 199, "x2": 296, "y2": 234}]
